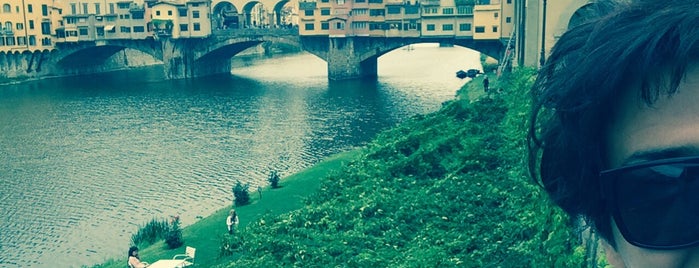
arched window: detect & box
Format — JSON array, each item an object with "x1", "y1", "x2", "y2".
[
  {"x1": 29, "y1": 35, "x2": 36, "y2": 46},
  {"x1": 3, "y1": 4, "x2": 11, "y2": 13}
]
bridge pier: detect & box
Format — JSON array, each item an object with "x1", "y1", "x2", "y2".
[
  {"x1": 327, "y1": 37, "x2": 378, "y2": 80},
  {"x1": 162, "y1": 39, "x2": 197, "y2": 79}
]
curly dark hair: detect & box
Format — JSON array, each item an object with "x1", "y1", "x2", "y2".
[{"x1": 527, "y1": 0, "x2": 699, "y2": 247}]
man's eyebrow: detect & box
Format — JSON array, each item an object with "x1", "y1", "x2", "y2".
[{"x1": 623, "y1": 146, "x2": 699, "y2": 165}]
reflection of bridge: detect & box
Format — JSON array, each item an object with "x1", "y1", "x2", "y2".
[{"x1": 48, "y1": 27, "x2": 504, "y2": 80}]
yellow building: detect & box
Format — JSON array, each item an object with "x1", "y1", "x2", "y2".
[
  {"x1": 150, "y1": 0, "x2": 212, "y2": 39},
  {"x1": 472, "y1": 0, "x2": 499, "y2": 39},
  {"x1": 0, "y1": 0, "x2": 63, "y2": 53},
  {"x1": 56, "y1": 0, "x2": 151, "y2": 42}
]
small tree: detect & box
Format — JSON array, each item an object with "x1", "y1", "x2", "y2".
[
  {"x1": 165, "y1": 216, "x2": 184, "y2": 249},
  {"x1": 268, "y1": 170, "x2": 281, "y2": 188},
  {"x1": 233, "y1": 180, "x2": 251, "y2": 206}
]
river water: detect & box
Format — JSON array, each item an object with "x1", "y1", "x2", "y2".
[{"x1": 0, "y1": 44, "x2": 481, "y2": 267}]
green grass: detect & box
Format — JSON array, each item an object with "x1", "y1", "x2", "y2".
[{"x1": 94, "y1": 150, "x2": 362, "y2": 268}]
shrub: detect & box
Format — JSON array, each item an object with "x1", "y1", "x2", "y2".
[
  {"x1": 268, "y1": 170, "x2": 281, "y2": 188},
  {"x1": 131, "y1": 218, "x2": 170, "y2": 247},
  {"x1": 165, "y1": 216, "x2": 184, "y2": 249},
  {"x1": 233, "y1": 180, "x2": 251, "y2": 206},
  {"x1": 220, "y1": 234, "x2": 244, "y2": 257}
]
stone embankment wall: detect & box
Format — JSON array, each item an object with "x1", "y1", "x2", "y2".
[{"x1": 0, "y1": 48, "x2": 160, "y2": 84}]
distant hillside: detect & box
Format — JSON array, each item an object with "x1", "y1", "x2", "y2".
[{"x1": 218, "y1": 69, "x2": 589, "y2": 267}]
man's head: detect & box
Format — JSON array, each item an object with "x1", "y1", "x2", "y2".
[{"x1": 528, "y1": 0, "x2": 699, "y2": 266}]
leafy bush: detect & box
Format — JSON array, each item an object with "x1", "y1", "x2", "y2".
[
  {"x1": 131, "y1": 218, "x2": 170, "y2": 247},
  {"x1": 220, "y1": 234, "x2": 244, "y2": 257},
  {"x1": 233, "y1": 180, "x2": 250, "y2": 206},
  {"x1": 268, "y1": 170, "x2": 281, "y2": 188},
  {"x1": 165, "y1": 216, "x2": 184, "y2": 249}
]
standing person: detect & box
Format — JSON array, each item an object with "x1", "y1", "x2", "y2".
[
  {"x1": 127, "y1": 246, "x2": 149, "y2": 268},
  {"x1": 528, "y1": 0, "x2": 699, "y2": 267},
  {"x1": 482, "y1": 75, "x2": 489, "y2": 92},
  {"x1": 226, "y1": 209, "x2": 239, "y2": 234}
]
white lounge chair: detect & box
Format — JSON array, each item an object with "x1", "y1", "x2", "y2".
[{"x1": 172, "y1": 246, "x2": 196, "y2": 267}]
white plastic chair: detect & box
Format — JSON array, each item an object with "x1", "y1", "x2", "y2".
[{"x1": 172, "y1": 246, "x2": 196, "y2": 267}]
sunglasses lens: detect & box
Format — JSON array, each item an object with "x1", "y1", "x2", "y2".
[{"x1": 613, "y1": 163, "x2": 699, "y2": 248}]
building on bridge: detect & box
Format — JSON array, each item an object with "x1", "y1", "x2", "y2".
[
  {"x1": 0, "y1": 0, "x2": 62, "y2": 53},
  {"x1": 150, "y1": 0, "x2": 212, "y2": 38},
  {"x1": 297, "y1": 0, "x2": 514, "y2": 42}
]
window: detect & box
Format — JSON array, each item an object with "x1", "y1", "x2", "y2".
[
  {"x1": 42, "y1": 37, "x2": 51, "y2": 45},
  {"x1": 193, "y1": 11, "x2": 200, "y2": 18},
  {"x1": 70, "y1": 3, "x2": 76, "y2": 14},
  {"x1": 321, "y1": 9, "x2": 330, "y2": 15},
  {"x1": 369, "y1": 9, "x2": 384, "y2": 16},
  {"x1": 117, "y1": 3, "x2": 129, "y2": 9},
  {"x1": 369, "y1": 22, "x2": 382, "y2": 30},
  {"x1": 457, "y1": 6, "x2": 472, "y2": 14},
  {"x1": 405, "y1": 6, "x2": 419, "y2": 14},
  {"x1": 29, "y1": 20, "x2": 34, "y2": 29},
  {"x1": 6, "y1": 37, "x2": 15, "y2": 46},
  {"x1": 16, "y1": 23, "x2": 23, "y2": 30},
  {"x1": 335, "y1": 22, "x2": 344, "y2": 30},
  {"x1": 156, "y1": 10, "x2": 161, "y2": 16},
  {"x1": 368, "y1": 0, "x2": 382, "y2": 3},
  {"x1": 17, "y1": 36, "x2": 26, "y2": 45},
  {"x1": 304, "y1": 23, "x2": 314, "y2": 30},
  {"x1": 351, "y1": 22, "x2": 366, "y2": 29},
  {"x1": 442, "y1": 8, "x2": 453, "y2": 15},
  {"x1": 29, "y1": 35, "x2": 36, "y2": 45},
  {"x1": 167, "y1": 10, "x2": 172, "y2": 16},
  {"x1": 180, "y1": 24, "x2": 188, "y2": 31},
  {"x1": 95, "y1": 3, "x2": 100, "y2": 15},
  {"x1": 133, "y1": 26, "x2": 145, "y2": 32},
  {"x1": 120, "y1": 26, "x2": 131, "y2": 32},
  {"x1": 475, "y1": 26, "x2": 485, "y2": 33},
  {"x1": 179, "y1": 10, "x2": 187, "y2": 17},
  {"x1": 0, "y1": 37, "x2": 4, "y2": 46},
  {"x1": 442, "y1": 24, "x2": 453, "y2": 31},
  {"x1": 387, "y1": 6, "x2": 401, "y2": 14},
  {"x1": 5, "y1": 22, "x2": 12, "y2": 30},
  {"x1": 27, "y1": 4, "x2": 32, "y2": 13},
  {"x1": 424, "y1": 7, "x2": 438, "y2": 14},
  {"x1": 133, "y1": 12, "x2": 143, "y2": 19},
  {"x1": 492, "y1": 26, "x2": 497, "y2": 32},
  {"x1": 494, "y1": 12, "x2": 498, "y2": 18},
  {"x1": 355, "y1": 0, "x2": 365, "y2": 3},
  {"x1": 42, "y1": 4, "x2": 48, "y2": 16},
  {"x1": 352, "y1": 9, "x2": 367, "y2": 15},
  {"x1": 321, "y1": 22, "x2": 329, "y2": 30},
  {"x1": 41, "y1": 22, "x2": 51, "y2": 34},
  {"x1": 426, "y1": 24, "x2": 435, "y2": 31},
  {"x1": 321, "y1": 0, "x2": 329, "y2": 2},
  {"x1": 82, "y1": 3, "x2": 88, "y2": 14},
  {"x1": 193, "y1": 23, "x2": 200, "y2": 31},
  {"x1": 459, "y1": 23, "x2": 471, "y2": 31},
  {"x1": 79, "y1": 27, "x2": 88, "y2": 35},
  {"x1": 109, "y1": 3, "x2": 114, "y2": 14},
  {"x1": 2, "y1": 4, "x2": 10, "y2": 13},
  {"x1": 192, "y1": 3, "x2": 199, "y2": 7},
  {"x1": 506, "y1": 17, "x2": 511, "y2": 23},
  {"x1": 304, "y1": 10, "x2": 313, "y2": 16},
  {"x1": 337, "y1": 0, "x2": 345, "y2": 5},
  {"x1": 507, "y1": 0, "x2": 512, "y2": 3}
]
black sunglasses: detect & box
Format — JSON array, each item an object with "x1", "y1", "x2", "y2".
[{"x1": 600, "y1": 155, "x2": 699, "y2": 249}]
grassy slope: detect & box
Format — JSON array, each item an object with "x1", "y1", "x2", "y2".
[
  {"x1": 95, "y1": 150, "x2": 361, "y2": 268},
  {"x1": 96, "y1": 69, "x2": 586, "y2": 268}
]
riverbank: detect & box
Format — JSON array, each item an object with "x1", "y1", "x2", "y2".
[{"x1": 92, "y1": 69, "x2": 592, "y2": 268}]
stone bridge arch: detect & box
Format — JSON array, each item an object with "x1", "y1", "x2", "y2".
[
  {"x1": 326, "y1": 37, "x2": 504, "y2": 80},
  {"x1": 53, "y1": 40, "x2": 163, "y2": 74},
  {"x1": 213, "y1": 0, "x2": 295, "y2": 29},
  {"x1": 163, "y1": 30, "x2": 311, "y2": 79}
]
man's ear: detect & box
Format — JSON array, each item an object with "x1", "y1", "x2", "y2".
[{"x1": 601, "y1": 238, "x2": 625, "y2": 268}]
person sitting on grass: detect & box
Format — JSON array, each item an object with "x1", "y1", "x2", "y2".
[{"x1": 128, "y1": 246, "x2": 149, "y2": 268}]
